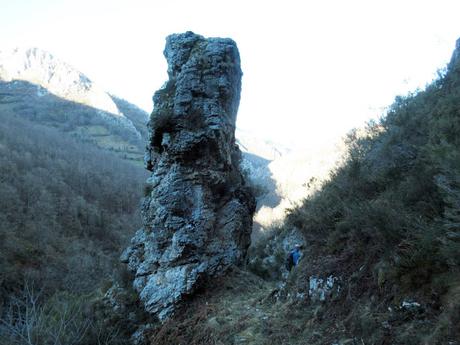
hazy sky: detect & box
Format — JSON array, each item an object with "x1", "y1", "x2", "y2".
[{"x1": 2, "y1": 0, "x2": 460, "y2": 148}]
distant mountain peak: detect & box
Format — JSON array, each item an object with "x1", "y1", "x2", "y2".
[
  {"x1": 0, "y1": 47, "x2": 150, "y2": 163},
  {"x1": 0, "y1": 47, "x2": 121, "y2": 115}
]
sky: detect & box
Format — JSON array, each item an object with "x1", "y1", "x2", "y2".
[{"x1": 1, "y1": 0, "x2": 460, "y2": 148}]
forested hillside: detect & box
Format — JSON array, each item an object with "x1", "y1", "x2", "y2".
[{"x1": 0, "y1": 113, "x2": 148, "y2": 344}]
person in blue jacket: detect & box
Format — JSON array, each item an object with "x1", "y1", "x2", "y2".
[{"x1": 285, "y1": 244, "x2": 303, "y2": 271}]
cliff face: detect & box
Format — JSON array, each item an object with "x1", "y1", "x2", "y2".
[{"x1": 122, "y1": 32, "x2": 255, "y2": 321}]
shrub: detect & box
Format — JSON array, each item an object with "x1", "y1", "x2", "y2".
[{"x1": 283, "y1": 42, "x2": 460, "y2": 344}]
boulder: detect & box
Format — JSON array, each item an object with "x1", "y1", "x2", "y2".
[{"x1": 122, "y1": 32, "x2": 255, "y2": 321}]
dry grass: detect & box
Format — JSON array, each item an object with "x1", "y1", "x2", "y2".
[
  {"x1": 148, "y1": 258, "x2": 459, "y2": 344},
  {"x1": 148, "y1": 268, "x2": 316, "y2": 345}
]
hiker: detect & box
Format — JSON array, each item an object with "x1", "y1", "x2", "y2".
[{"x1": 285, "y1": 244, "x2": 302, "y2": 271}]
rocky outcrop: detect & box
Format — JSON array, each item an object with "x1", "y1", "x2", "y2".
[{"x1": 122, "y1": 32, "x2": 255, "y2": 321}]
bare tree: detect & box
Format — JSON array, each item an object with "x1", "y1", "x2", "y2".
[{"x1": 0, "y1": 281, "x2": 90, "y2": 345}]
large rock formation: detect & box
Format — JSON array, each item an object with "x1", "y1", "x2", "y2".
[{"x1": 121, "y1": 32, "x2": 255, "y2": 321}]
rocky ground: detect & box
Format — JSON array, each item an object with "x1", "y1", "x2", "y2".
[
  {"x1": 148, "y1": 268, "x2": 306, "y2": 345},
  {"x1": 147, "y1": 263, "x2": 353, "y2": 345}
]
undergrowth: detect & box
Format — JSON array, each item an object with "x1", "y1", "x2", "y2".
[{"x1": 284, "y1": 41, "x2": 460, "y2": 344}]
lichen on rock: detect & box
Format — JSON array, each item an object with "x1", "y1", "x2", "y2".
[{"x1": 122, "y1": 31, "x2": 255, "y2": 321}]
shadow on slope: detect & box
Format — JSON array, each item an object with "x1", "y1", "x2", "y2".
[
  {"x1": 277, "y1": 41, "x2": 460, "y2": 344},
  {"x1": 0, "y1": 80, "x2": 147, "y2": 164},
  {"x1": 240, "y1": 151, "x2": 281, "y2": 241},
  {"x1": 241, "y1": 152, "x2": 280, "y2": 209}
]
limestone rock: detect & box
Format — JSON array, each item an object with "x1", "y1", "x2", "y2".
[
  {"x1": 122, "y1": 32, "x2": 255, "y2": 321},
  {"x1": 247, "y1": 227, "x2": 306, "y2": 280},
  {"x1": 308, "y1": 275, "x2": 340, "y2": 302}
]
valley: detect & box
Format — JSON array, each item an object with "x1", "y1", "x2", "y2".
[{"x1": 1, "y1": 33, "x2": 459, "y2": 345}]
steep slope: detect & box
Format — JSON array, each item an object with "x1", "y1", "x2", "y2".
[
  {"x1": 0, "y1": 113, "x2": 147, "y2": 293},
  {"x1": 275, "y1": 39, "x2": 460, "y2": 344},
  {"x1": 0, "y1": 47, "x2": 119, "y2": 114},
  {"x1": 146, "y1": 38, "x2": 460, "y2": 345},
  {"x1": 0, "y1": 50, "x2": 151, "y2": 345},
  {"x1": 0, "y1": 114, "x2": 149, "y2": 344},
  {"x1": 0, "y1": 48, "x2": 149, "y2": 163}
]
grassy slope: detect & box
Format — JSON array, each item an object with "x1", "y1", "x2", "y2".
[{"x1": 148, "y1": 269, "x2": 311, "y2": 345}]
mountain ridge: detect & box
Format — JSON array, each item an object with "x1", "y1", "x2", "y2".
[
  {"x1": 0, "y1": 47, "x2": 122, "y2": 114},
  {"x1": 0, "y1": 47, "x2": 151, "y2": 164}
]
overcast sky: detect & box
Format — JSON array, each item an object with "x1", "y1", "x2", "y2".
[{"x1": 2, "y1": 0, "x2": 460, "y2": 148}]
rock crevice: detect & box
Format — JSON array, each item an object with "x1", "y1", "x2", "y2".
[{"x1": 122, "y1": 32, "x2": 255, "y2": 321}]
